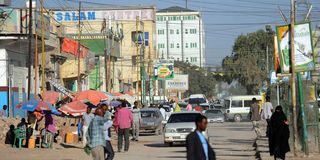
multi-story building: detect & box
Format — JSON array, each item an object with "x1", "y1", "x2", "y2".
[
  {"x1": 156, "y1": 6, "x2": 205, "y2": 67},
  {"x1": 53, "y1": 6, "x2": 157, "y2": 94}
]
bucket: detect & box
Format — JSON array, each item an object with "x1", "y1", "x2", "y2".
[
  {"x1": 65, "y1": 133, "x2": 74, "y2": 144},
  {"x1": 28, "y1": 138, "x2": 35, "y2": 149}
]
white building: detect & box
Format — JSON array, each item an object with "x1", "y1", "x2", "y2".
[{"x1": 156, "y1": 6, "x2": 205, "y2": 67}]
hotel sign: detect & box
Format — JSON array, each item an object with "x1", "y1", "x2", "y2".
[{"x1": 54, "y1": 9, "x2": 155, "y2": 22}]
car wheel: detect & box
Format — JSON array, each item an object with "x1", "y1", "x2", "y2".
[
  {"x1": 234, "y1": 114, "x2": 242, "y2": 122},
  {"x1": 165, "y1": 142, "x2": 173, "y2": 147}
]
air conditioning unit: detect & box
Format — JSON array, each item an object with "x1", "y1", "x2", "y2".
[{"x1": 0, "y1": 0, "x2": 10, "y2": 6}]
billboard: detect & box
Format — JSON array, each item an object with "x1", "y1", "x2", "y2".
[
  {"x1": 165, "y1": 74, "x2": 188, "y2": 90},
  {"x1": 154, "y1": 59, "x2": 174, "y2": 80},
  {"x1": 276, "y1": 23, "x2": 314, "y2": 73}
]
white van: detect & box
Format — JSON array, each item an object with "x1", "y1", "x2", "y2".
[{"x1": 224, "y1": 95, "x2": 263, "y2": 122}]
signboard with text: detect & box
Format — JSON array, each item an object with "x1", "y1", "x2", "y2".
[
  {"x1": 165, "y1": 74, "x2": 188, "y2": 90},
  {"x1": 276, "y1": 23, "x2": 315, "y2": 73},
  {"x1": 154, "y1": 59, "x2": 174, "y2": 80}
]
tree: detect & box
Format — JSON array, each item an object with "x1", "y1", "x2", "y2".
[{"x1": 222, "y1": 29, "x2": 274, "y2": 94}]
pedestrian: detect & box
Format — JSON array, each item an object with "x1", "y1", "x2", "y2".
[
  {"x1": 159, "y1": 104, "x2": 166, "y2": 119},
  {"x1": 269, "y1": 106, "x2": 290, "y2": 160},
  {"x1": 44, "y1": 114, "x2": 57, "y2": 149},
  {"x1": 82, "y1": 107, "x2": 94, "y2": 147},
  {"x1": 0, "y1": 105, "x2": 8, "y2": 118},
  {"x1": 103, "y1": 118, "x2": 114, "y2": 160},
  {"x1": 114, "y1": 101, "x2": 133, "y2": 152},
  {"x1": 88, "y1": 107, "x2": 108, "y2": 160},
  {"x1": 250, "y1": 98, "x2": 262, "y2": 138},
  {"x1": 186, "y1": 115, "x2": 216, "y2": 160},
  {"x1": 261, "y1": 96, "x2": 273, "y2": 137},
  {"x1": 131, "y1": 105, "x2": 141, "y2": 141},
  {"x1": 186, "y1": 103, "x2": 192, "y2": 111},
  {"x1": 17, "y1": 118, "x2": 27, "y2": 132}
]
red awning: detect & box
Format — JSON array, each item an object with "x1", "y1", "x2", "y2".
[{"x1": 61, "y1": 38, "x2": 89, "y2": 58}]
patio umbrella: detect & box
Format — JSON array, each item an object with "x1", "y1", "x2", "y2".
[
  {"x1": 75, "y1": 90, "x2": 108, "y2": 105},
  {"x1": 59, "y1": 100, "x2": 88, "y2": 117},
  {"x1": 16, "y1": 100, "x2": 60, "y2": 115},
  {"x1": 43, "y1": 91, "x2": 60, "y2": 105},
  {"x1": 111, "y1": 92, "x2": 123, "y2": 97},
  {"x1": 109, "y1": 100, "x2": 122, "y2": 107}
]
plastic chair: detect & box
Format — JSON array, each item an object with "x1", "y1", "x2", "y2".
[{"x1": 13, "y1": 128, "x2": 26, "y2": 148}]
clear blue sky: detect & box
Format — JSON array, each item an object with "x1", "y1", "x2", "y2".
[{"x1": 11, "y1": 0, "x2": 320, "y2": 66}]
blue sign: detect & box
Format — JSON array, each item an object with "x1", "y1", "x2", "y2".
[
  {"x1": 144, "y1": 32, "x2": 149, "y2": 46},
  {"x1": 55, "y1": 11, "x2": 96, "y2": 22}
]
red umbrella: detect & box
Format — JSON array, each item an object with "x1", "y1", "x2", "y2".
[
  {"x1": 111, "y1": 92, "x2": 123, "y2": 97},
  {"x1": 43, "y1": 91, "x2": 60, "y2": 104},
  {"x1": 59, "y1": 100, "x2": 87, "y2": 117},
  {"x1": 124, "y1": 91, "x2": 134, "y2": 96},
  {"x1": 75, "y1": 90, "x2": 108, "y2": 105}
]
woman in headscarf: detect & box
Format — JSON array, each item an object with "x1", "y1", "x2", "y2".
[{"x1": 269, "y1": 106, "x2": 290, "y2": 160}]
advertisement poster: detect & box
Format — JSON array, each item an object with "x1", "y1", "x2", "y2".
[
  {"x1": 276, "y1": 23, "x2": 314, "y2": 73},
  {"x1": 154, "y1": 59, "x2": 174, "y2": 80},
  {"x1": 165, "y1": 74, "x2": 189, "y2": 90}
]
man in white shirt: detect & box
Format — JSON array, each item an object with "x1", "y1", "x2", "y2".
[
  {"x1": 261, "y1": 96, "x2": 273, "y2": 137},
  {"x1": 82, "y1": 107, "x2": 94, "y2": 147},
  {"x1": 104, "y1": 119, "x2": 114, "y2": 160}
]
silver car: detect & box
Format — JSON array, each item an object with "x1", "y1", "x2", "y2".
[
  {"x1": 140, "y1": 108, "x2": 163, "y2": 135},
  {"x1": 163, "y1": 112, "x2": 202, "y2": 146},
  {"x1": 205, "y1": 109, "x2": 225, "y2": 123}
]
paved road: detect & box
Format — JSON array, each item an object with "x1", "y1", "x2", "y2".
[{"x1": 0, "y1": 122, "x2": 258, "y2": 160}]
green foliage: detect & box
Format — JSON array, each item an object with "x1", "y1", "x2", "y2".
[
  {"x1": 222, "y1": 29, "x2": 274, "y2": 94},
  {"x1": 174, "y1": 61, "x2": 217, "y2": 97}
]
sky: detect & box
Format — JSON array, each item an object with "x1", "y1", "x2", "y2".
[{"x1": 11, "y1": 0, "x2": 320, "y2": 66}]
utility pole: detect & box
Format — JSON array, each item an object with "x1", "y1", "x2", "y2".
[
  {"x1": 290, "y1": 0, "x2": 298, "y2": 156},
  {"x1": 186, "y1": 0, "x2": 188, "y2": 9},
  {"x1": 181, "y1": 19, "x2": 184, "y2": 61},
  {"x1": 27, "y1": 0, "x2": 32, "y2": 100},
  {"x1": 107, "y1": 16, "x2": 112, "y2": 92},
  {"x1": 103, "y1": 18, "x2": 108, "y2": 92},
  {"x1": 77, "y1": 1, "x2": 82, "y2": 92},
  {"x1": 136, "y1": 16, "x2": 139, "y2": 98},
  {"x1": 40, "y1": 0, "x2": 45, "y2": 98},
  {"x1": 199, "y1": 15, "x2": 202, "y2": 68},
  {"x1": 266, "y1": 45, "x2": 269, "y2": 73},
  {"x1": 34, "y1": 32, "x2": 38, "y2": 98},
  {"x1": 166, "y1": 20, "x2": 169, "y2": 59}
]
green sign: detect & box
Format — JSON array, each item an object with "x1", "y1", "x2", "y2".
[{"x1": 154, "y1": 59, "x2": 174, "y2": 80}]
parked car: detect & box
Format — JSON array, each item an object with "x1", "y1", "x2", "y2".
[
  {"x1": 140, "y1": 108, "x2": 163, "y2": 135},
  {"x1": 163, "y1": 112, "x2": 202, "y2": 146},
  {"x1": 204, "y1": 109, "x2": 225, "y2": 123},
  {"x1": 224, "y1": 95, "x2": 262, "y2": 122}
]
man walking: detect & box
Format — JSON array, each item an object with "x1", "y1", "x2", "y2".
[
  {"x1": 104, "y1": 117, "x2": 114, "y2": 160},
  {"x1": 88, "y1": 107, "x2": 108, "y2": 160},
  {"x1": 131, "y1": 106, "x2": 141, "y2": 141},
  {"x1": 250, "y1": 98, "x2": 262, "y2": 138},
  {"x1": 114, "y1": 101, "x2": 133, "y2": 152},
  {"x1": 186, "y1": 115, "x2": 216, "y2": 160},
  {"x1": 261, "y1": 96, "x2": 273, "y2": 137},
  {"x1": 82, "y1": 107, "x2": 94, "y2": 147}
]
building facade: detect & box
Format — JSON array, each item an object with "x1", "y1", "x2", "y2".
[
  {"x1": 53, "y1": 6, "x2": 157, "y2": 94},
  {"x1": 156, "y1": 6, "x2": 205, "y2": 67}
]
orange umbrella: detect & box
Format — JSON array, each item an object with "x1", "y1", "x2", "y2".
[
  {"x1": 43, "y1": 91, "x2": 60, "y2": 104},
  {"x1": 59, "y1": 100, "x2": 88, "y2": 117},
  {"x1": 75, "y1": 90, "x2": 108, "y2": 105},
  {"x1": 111, "y1": 92, "x2": 123, "y2": 97}
]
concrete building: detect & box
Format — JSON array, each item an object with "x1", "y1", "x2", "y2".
[
  {"x1": 53, "y1": 6, "x2": 157, "y2": 94},
  {"x1": 156, "y1": 6, "x2": 205, "y2": 67}
]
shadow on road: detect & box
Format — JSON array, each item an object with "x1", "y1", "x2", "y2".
[
  {"x1": 60, "y1": 143, "x2": 83, "y2": 149},
  {"x1": 156, "y1": 155, "x2": 186, "y2": 159},
  {"x1": 144, "y1": 143, "x2": 184, "y2": 148}
]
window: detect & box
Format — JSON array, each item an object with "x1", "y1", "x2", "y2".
[
  {"x1": 231, "y1": 100, "x2": 243, "y2": 108},
  {"x1": 170, "y1": 29, "x2": 174, "y2": 34},
  {"x1": 185, "y1": 43, "x2": 189, "y2": 48},
  {"x1": 185, "y1": 29, "x2": 188, "y2": 34},
  {"x1": 157, "y1": 29, "x2": 164, "y2": 35},
  {"x1": 170, "y1": 43, "x2": 174, "y2": 48},
  {"x1": 194, "y1": 57, "x2": 197, "y2": 62},
  {"x1": 176, "y1": 29, "x2": 180, "y2": 34},
  {"x1": 244, "y1": 100, "x2": 252, "y2": 108},
  {"x1": 190, "y1": 29, "x2": 197, "y2": 34},
  {"x1": 158, "y1": 43, "x2": 165, "y2": 48},
  {"x1": 190, "y1": 43, "x2": 198, "y2": 48},
  {"x1": 176, "y1": 43, "x2": 180, "y2": 48}
]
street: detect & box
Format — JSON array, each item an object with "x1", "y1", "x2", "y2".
[{"x1": 0, "y1": 122, "x2": 257, "y2": 160}]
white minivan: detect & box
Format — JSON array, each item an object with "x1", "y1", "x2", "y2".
[{"x1": 224, "y1": 95, "x2": 262, "y2": 122}]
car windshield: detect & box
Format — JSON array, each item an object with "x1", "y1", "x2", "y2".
[
  {"x1": 167, "y1": 113, "x2": 200, "y2": 123},
  {"x1": 189, "y1": 98, "x2": 206, "y2": 104},
  {"x1": 141, "y1": 111, "x2": 156, "y2": 118}
]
